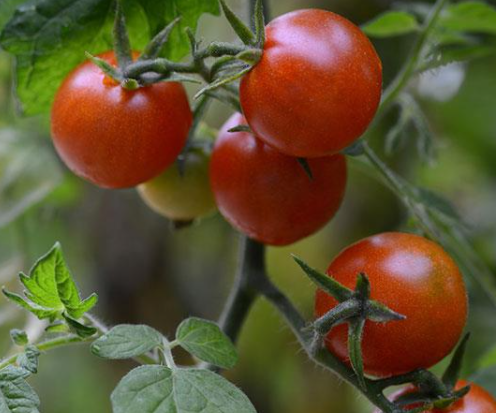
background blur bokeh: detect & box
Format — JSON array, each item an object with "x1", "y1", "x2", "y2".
[{"x1": 1, "y1": 0, "x2": 496, "y2": 412}]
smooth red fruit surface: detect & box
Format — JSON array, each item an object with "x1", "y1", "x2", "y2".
[
  {"x1": 315, "y1": 232, "x2": 468, "y2": 377},
  {"x1": 51, "y1": 51, "x2": 192, "y2": 189},
  {"x1": 373, "y1": 381, "x2": 496, "y2": 412},
  {"x1": 210, "y1": 113, "x2": 347, "y2": 246},
  {"x1": 240, "y1": 9, "x2": 382, "y2": 158}
]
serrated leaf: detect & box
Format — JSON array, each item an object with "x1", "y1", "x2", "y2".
[
  {"x1": 471, "y1": 367, "x2": 496, "y2": 396},
  {"x1": 362, "y1": 11, "x2": 419, "y2": 37},
  {"x1": 9, "y1": 329, "x2": 28, "y2": 346},
  {"x1": 0, "y1": 129, "x2": 62, "y2": 228},
  {"x1": 176, "y1": 318, "x2": 238, "y2": 369},
  {"x1": 0, "y1": 366, "x2": 40, "y2": 413},
  {"x1": 91, "y1": 324, "x2": 163, "y2": 360},
  {"x1": 4, "y1": 243, "x2": 98, "y2": 321},
  {"x1": 16, "y1": 346, "x2": 40, "y2": 374},
  {"x1": 440, "y1": 1, "x2": 496, "y2": 34},
  {"x1": 111, "y1": 365, "x2": 256, "y2": 413}
]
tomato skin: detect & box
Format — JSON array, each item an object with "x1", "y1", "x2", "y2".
[
  {"x1": 210, "y1": 113, "x2": 347, "y2": 246},
  {"x1": 240, "y1": 9, "x2": 382, "y2": 158},
  {"x1": 315, "y1": 232, "x2": 467, "y2": 377},
  {"x1": 51, "y1": 51, "x2": 192, "y2": 189},
  {"x1": 373, "y1": 381, "x2": 496, "y2": 412},
  {"x1": 138, "y1": 148, "x2": 216, "y2": 221}
]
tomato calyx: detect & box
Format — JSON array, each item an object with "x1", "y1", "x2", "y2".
[{"x1": 293, "y1": 256, "x2": 405, "y2": 389}]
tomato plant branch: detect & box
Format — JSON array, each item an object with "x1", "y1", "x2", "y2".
[{"x1": 380, "y1": 0, "x2": 449, "y2": 111}]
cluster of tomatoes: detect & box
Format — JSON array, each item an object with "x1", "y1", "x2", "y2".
[{"x1": 49, "y1": 8, "x2": 496, "y2": 412}]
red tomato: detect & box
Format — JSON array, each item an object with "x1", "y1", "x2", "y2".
[
  {"x1": 315, "y1": 232, "x2": 468, "y2": 377},
  {"x1": 240, "y1": 9, "x2": 382, "y2": 158},
  {"x1": 51, "y1": 51, "x2": 192, "y2": 189},
  {"x1": 210, "y1": 113, "x2": 347, "y2": 246},
  {"x1": 373, "y1": 381, "x2": 496, "y2": 412}
]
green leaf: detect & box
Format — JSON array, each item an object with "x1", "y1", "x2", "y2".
[
  {"x1": 10, "y1": 329, "x2": 28, "y2": 346},
  {"x1": 442, "y1": 334, "x2": 470, "y2": 388},
  {"x1": 292, "y1": 255, "x2": 353, "y2": 303},
  {"x1": 0, "y1": 0, "x2": 218, "y2": 114},
  {"x1": 17, "y1": 345, "x2": 40, "y2": 374},
  {"x1": 3, "y1": 243, "x2": 98, "y2": 322},
  {"x1": 0, "y1": 129, "x2": 62, "y2": 228},
  {"x1": 362, "y1": 11, "x2": 419, "y2": 38},
  {"x1": 160, "y1": 0, "x2": 221, "y2": 61},
  {"x1": 440, "y1": 1, "x2": 496, "y2": 34},
  {"x1": 63, "y1": 314, "x2": 98, "y2": 338},
  {"x1": 176, "y1": 318, "x2": 238, "y2": 369},
  {"x1": 471, "y1": 367, "x2": 496, "y2": 397},
  {"x1": 0, "y1": 365, "x2": 40, "y2": 413},
  {"x1": 111, "y1": 366, "x2": 256, "y2": 413},
  {"x1": 91, "y1": 324, "x2": 163, "y2": 360}
]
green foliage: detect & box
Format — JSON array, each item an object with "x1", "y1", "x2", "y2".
[
  {"x1": 0, "y1": 0, "x2": 219, "y2": 114},
  {"x1": 0, "y1": 129, "x2": 62, "y2": 228},
  {"x1": 439, "y1": 1, "x2": 496, "y2": 34},
  {"x1": 176, "y1": 318, "x2": 238, "y2": 369},
  {"x1": 111, "y1": 365, "x2": 256, "y2": 413},
  {"x1": 362, "y1": 11, "x2": 419, "y2": 37},
  {"x1": 91, "y1": 325, "x2": 164, "y2": 360},
  {"x1": 479, "y1": 345, "x2": 496, "y2": 369},
  {"x1": 0, "y1": 366, "x2": 40, "y2": 413},
  {"x1": 0, "y1": 0, "x2": 25, "y2": 32},
  {"x1": 2, "y1": 243, "x2": 98, "y2": 324},
  {"x1": 17, "y1": 345, "x2": 40, "y2": 374}
]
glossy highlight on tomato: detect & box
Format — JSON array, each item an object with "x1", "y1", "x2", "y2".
[
  {"x1": 210, "y1": 113, "x2": 347, "y2": 246},
  {"x1": 315, "y1": 232, "x2": 468, "y2": 377},
  {"x1": 240, "y1": 9, "x2": 382, "y2": 158},
  {"x1": 138, "y1": 147, "x2": 216, "y2": 221},
  {"x1": 373, "y1": 381, "x2": 496, "y2": 412},
  {"x1": 51, "y1": 51, "x2": 192, "y2": 189}
]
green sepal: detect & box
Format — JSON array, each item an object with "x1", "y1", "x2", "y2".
[
  {"x1": 442, "y1": 333, "x2": 471, "y2": 389},
  {"x1": 253, "y1": 0, "x2": 266, "y2": 46},
  {"x1": 194, "y1": 65, "x2": 252, "y2": 99},
  {"x1": 139, "y1": 17, "x2": 181, "y2": 61},
  {"x1": 348, "y1": 317, "x2": 367, "y2": 390},
  {"x1": 354, "y1": 273, "x2": 371, "y2": 300},
  {"x1": 366, "y1": 300, "x2": 406, "y2": 323},
  {"x1": 292, "y1": 256, "x2": 353, "y2": 302},
  {"x1": 85, "y1": 52, "x2": 123, "y2": 83},
  {"x1": 219, "y1": 0, "x2": 256, "y2": 45},
  {"x1": 297, "y1": 158, "x2": 313, "y2": 181},
  {"x1": 342, "y1": 140, "x2": 365, "y2": 157},
  {"x1": 235, "y1": 48, "x2": 262, "y2": 64},
  {"x1": 432, "y1": 385, "x2": 471, "y2": 409},
  {"x1": 113, "y1": 0, "x2": 133, "y2": 69}
]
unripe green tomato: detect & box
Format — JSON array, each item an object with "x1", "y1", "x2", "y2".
[{"x1": 137, "y1": 148, "x2": 216, "y2": 221}]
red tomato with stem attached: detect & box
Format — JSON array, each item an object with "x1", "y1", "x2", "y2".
[
  {"x1": 373, "y1": 381, "x2": 496, "y2": 412},
  {"x1": 240, "y1": 9, "x2": 382, "y2": 158},
  {"x1": 51, "y1": 51, "x2": 192, "y2": 189},
  {"x1": 315, "y1": 232, "x2": 468, "y2": 377},
  {"x1": 210, "y1": 113, "x2": 347, "y2": 246}
]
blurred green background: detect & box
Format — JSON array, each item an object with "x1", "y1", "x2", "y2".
[{"x1": 1, "y1": 0, "x2": 496, "y2": 412}]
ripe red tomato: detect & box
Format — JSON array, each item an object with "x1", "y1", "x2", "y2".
[
  {"x1": 138, "y1": 146, "x2": 216, "y2": 221},
  {"x1": 51, "y1": 51, "x2": 192, "y2": 189},
  {"x1": 315, "y1": 232, "x2": 467, "y2": 377},
  {"x1": 210, "y1": 113, "x2": 347, "y2": 246},
  {"x1": 240, "y1": 9, "x2": 382, "y2": 158},
  {"x1": 373, "y1": 381, "x2": 496, "y2": 412}
]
